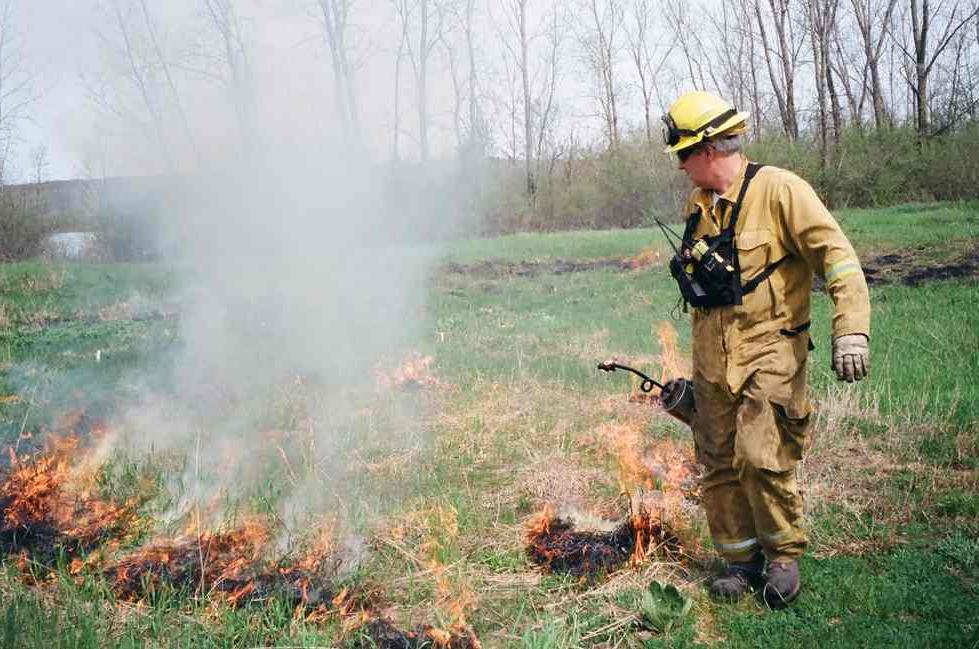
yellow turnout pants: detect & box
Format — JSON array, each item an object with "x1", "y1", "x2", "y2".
[{"x1": 692, "y1": 362, "x2": 811, "y2": 563}]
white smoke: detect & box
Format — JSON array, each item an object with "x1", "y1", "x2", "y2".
[{"x1": 70, "y1": 0, "x2": 474, "y2": 533}]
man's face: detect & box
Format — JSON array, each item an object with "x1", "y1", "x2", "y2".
[{"x1": 677, "y1": 145, "x2": 712, "y2": 188}]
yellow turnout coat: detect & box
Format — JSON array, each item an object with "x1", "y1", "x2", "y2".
[{"x1": 679, "y1": 159, "x2": 871, "y2": 562}]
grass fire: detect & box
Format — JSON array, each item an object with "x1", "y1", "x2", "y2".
[
  {"x1": 2, "y1": 202, "x2": 977, "y2": 646},
  {"x1": 525, "y1": 499, "x2": 682, "y2": 579}
]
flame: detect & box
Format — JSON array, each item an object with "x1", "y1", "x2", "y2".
[
  {"x1": 0, "y1": 433, "x2": 139, "y2": 560},
  {"x1": 376, "y1": 352, "x2": 440, "y2": 390},
  {"x1": 2, "y1": 414, "x2": 482, "y2": 645},
  {"x1": 597, "y1": 421, "x2": 656, "y2": 494},
  {"x1": 525, "y1": 504, "x2": 556, "y2": 538},
  {"x1": 104, "y1": 516, "x2": 348, "y2": 610},
  {"x1": 624, "y1": 248, "x2": 662, "y2": 270},
  {"x1": 656, "y1": 321, "x2": 689, "y2": 385}
]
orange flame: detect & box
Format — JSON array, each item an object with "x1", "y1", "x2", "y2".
[
  {"x1": 376, "y1": 352, "x2": 440, "y2": 390},
  {"x1": 656, "y1": 321, "x2": 689, "y2": 385}
]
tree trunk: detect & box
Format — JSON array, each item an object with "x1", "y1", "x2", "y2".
[
  {"x1": 418, "y1": 0, "x2": 430, "y2": 161},
  {"x1": 518, "y1": 0, "x2": 535, "y2": 196}
]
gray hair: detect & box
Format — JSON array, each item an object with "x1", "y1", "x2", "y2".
[{"x1": 708, "y1": 134, "x2": 743, "y2": 154}]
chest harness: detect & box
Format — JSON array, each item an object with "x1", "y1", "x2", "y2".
[{"x1": 665, "y1": 163, "x2": 786, "y2": 310}]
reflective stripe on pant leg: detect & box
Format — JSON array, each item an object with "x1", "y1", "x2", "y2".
[
  {"x1": 715, "y1": 536, "x2": 761, "y2": 555},
  {"x1": 693, "y1": 376, "x2": 759, "y2": 562}
]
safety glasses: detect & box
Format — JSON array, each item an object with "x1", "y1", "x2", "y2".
[{"x1": 676, "y1": 144, "x2": 705, "y2": 164}]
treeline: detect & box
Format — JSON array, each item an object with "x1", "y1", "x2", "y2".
[{"x1": 458, "y1": 123, "x2": 979, "y2": 234}]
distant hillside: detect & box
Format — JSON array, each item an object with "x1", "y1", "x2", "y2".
[{"x1": 3, "y1": 176, "x2": 171, "y2": 231}]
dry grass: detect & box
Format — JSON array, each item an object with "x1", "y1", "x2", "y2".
[
  {"x1": 16, "y1": 267, "x2": 66, "y2": 293},
  {"x1": 801, "y1": 385, "x2": 978, "y2": 556}
]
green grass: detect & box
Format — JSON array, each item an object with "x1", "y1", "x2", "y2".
[
  {"x1": 443, "y1": 228, "x2": 665, "y2": 263},
  {"x1": 443, "y1": 200, "x2": 979, "y2": 264},
  {"x1": 1, "y1": 201, "x2": 978, "y2": 647}
]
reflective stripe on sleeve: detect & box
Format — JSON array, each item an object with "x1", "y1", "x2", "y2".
[
  {"x1": 715, "y1": 537, "x2": 760, "y2": 552},
  {"x1": 825, "y1": 260, "x2": 862, "y2": 284}
]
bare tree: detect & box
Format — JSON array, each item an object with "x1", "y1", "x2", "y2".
[
  {"x1": 199, "y1": 0, "x2": 253, "y2": 146},
  {"x1": 804, "y1": 0, "x2": 842, "y2": 164},
  {"x1": 514, "y1": 0, "x2": 535, "y2": 193},
  {"x1": 0, "y1": 0, "x2": 34, "y2": 186},
  {"x1": 494, "y1": 0, "x2": 564, "y2": 196},
  {"x1": 462, "y1": 0, "x2": 487, "y2": 150},
  {"x1": 392, "y1": 2, "x2": 410, "y2": 161},
  {"x1": 897, "y1": 0, "x2": 979, "y2": 135},
  {"x1": 138, "y1": 0, "x2": 198, "y2": 159},
  {"x1": 830, "y1": 12, "x2": 870, "y2": 127},
  {"x1": 533, "y1": 7, "x2": 564, "y2": 173},
  {"x1": 87, "y1": 0, "x2": 199, "y2": 171},
  {"x1": 93, "y1": 0, "x2": 171, "y2": 167},
  {"x1": 318, "y1": 0, "x2": 362, "y2": 149},
  {"x1": 438, "y1": 11, "x2": 466, "y2": 149},
  {"x1": 754, "y1": 0, "x2": 803, "y2": 139},
  {"x1": 391, "y1": 0, "x2": 444, "y2": 162},
  {"x1": 663, "y1": 0, "x2": 723, "y2": 93},
  {"x1": 496, "y1": 0, "x2": 530, "y2": 193},
  {"x1": 931, "y1": 28, "x2": 979, "y2": 131},
  {"x1": 849, "y1": 0, "x2": 899, "y2": 127},
  {"x1": 627, "y1": 0, "x2": 676, "y2": 142},
  {"x1": 580, "y1": 0, "x2": 625, "y2": 149},
  {"x1": 30, "y1": 145, "x2": 46, "y2": 185}
]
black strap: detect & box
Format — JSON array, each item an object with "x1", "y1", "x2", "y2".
[
  {"x1": 681, "y1": 162, "x2": 764, "y2": 245},
  {"x1": 675, "y1": 108, "x2": 739, "y2": 137},
  {"x1": 779, "y1": 320, "x2": 811, "y2": 337},
  {"x1": 681, "y1": 208, "x2": 701, "y2": 245},
  {"x1": 780, "y1": 320, "x2": 816, "y2": 352},
  {"x1": 742, "y1": 256, "x2": 787, "y2": 294},
  {"x1": 725, "y1": 162, "x2": 764, "y2": 235}
]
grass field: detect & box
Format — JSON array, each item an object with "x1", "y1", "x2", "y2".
[{"x1": 1, "y1": 201, "x2": 978, "y2": 648}]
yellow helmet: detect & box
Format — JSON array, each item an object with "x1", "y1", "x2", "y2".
[{"x1": 661, "y1": 91, "x2": 749, "y2": 154}]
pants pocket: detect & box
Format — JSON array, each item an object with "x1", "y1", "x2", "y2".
[{"x1": 771, "y1": 401, "x2": 811, "y2": 466}]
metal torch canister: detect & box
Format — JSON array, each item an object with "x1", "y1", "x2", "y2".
[{"x1": 660, "y1": 378, "x2": 696, "y2": 427}]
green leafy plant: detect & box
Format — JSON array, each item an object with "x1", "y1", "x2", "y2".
[{"x1": 637, "y1": 580, "x2": 692, "y2": 633}]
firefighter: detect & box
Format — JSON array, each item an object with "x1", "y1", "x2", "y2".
[{"x1": 660, "y1": 91, "x2": 871, "y2": 608}]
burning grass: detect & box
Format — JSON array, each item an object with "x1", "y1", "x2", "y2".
[
  {"x1": 525, "y1": 503, "x2": 681, "y2": 579},
  {"x1": 0, "y1": 434, "x2": 141, "y2": 563},
  {"x1": 102, "y1": 518, "x2": 349, "y2": 609},
  {"x1": 377, "y1": 352, "x2": 441, "y2": 391},
  {"x1": 0, "y1": 429, "x2": 353, "y2": 613}
]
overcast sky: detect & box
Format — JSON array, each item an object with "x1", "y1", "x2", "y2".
[
  {"x1": 8, "y1": 0, "x2": 816, "y2": 183},
  {"x1": 9, "y1": 0, "x2": 653, "y2": 182}
]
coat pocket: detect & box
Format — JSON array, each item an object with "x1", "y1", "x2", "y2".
[{"x1": 736, "y1": 229, "x2": 774, "y2": 317}]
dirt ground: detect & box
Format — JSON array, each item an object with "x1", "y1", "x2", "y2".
[{"x1": 442, "y1": 258, "x2": 634, "y2": 278}]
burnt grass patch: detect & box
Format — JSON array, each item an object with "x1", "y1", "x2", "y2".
[
  {"x1": 444, "y1": 246, "x2": 979, "y2": 287},
  {"x1": 349, "y1": 619, "x2": 482, "y2": 649},
  {"x1": 861, "y1": 248, "x2": 979, "y2": 287},
  {"x1": 526, "y1": 509, "x2": 681, "y2": 580},
  {"x1": 442, "y1": 258, "x2": 633, "y2": 279}
]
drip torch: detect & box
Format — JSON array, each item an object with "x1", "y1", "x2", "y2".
[{"x1": 596, "y1": 360, "x2": 696, "y2": 427}]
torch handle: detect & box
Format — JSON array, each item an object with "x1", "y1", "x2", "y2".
[{"x1": 596, "y1": 361, "x2": 665, "y2": 393}]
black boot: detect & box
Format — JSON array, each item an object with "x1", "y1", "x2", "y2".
[
  {"x1": 709, "y1": 554, "x2": 765, "y2": 602},
  {"x1": 762, "y1": 560, "x2": 801, "y2": 609}
]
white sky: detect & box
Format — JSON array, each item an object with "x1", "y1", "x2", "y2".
[
  {"x1": 8, "y1": 0, "x2": 653, "y2": 181},
  {"x1": 8, "y1": 0, "x2": 936, "y2": 183}
]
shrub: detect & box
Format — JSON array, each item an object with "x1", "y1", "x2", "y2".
[{"x1": 0, "y1": 191, "x2": 51, "y2": 260}]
